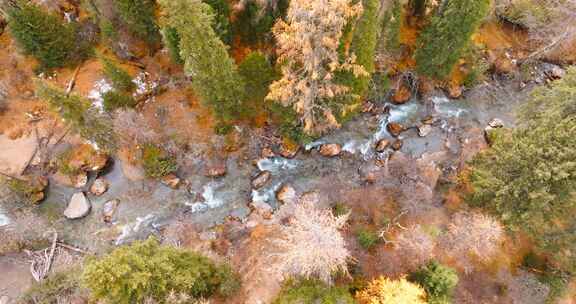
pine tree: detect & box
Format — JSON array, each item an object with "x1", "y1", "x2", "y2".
[
  {"x1": 159, "y1": 0, "x2": 245, "y2": 131},
  {"x1": 114, "y1": 0, "x2": 161, "y2": 46},
  {"x1": 5, "y1": 1, "x2": 82, "y2": 69},
  {"x1": 468, "y1": 67, "x2": 576, "y2": 275},
  {"x1": 238, "y1": 52, "x2": 276, "y2": 119},
  {"x1": 338, "y1": 0, "x2": 380, "y2": 104},
  {"x1": 35, "y1": 81, "x2": 116, "y2": 151},
  {"x1": 100, "y1": 57, "x2": 135, "y2": 92},
  {"x1": 414, "y1": 0, "x2": 489, "y2": 79},
  {"x1": 267, "y1": 0, "x2": 367, "y2": 135},
  {"x1": 203, "y1": 0, "x2": 232, "y2": 45}
]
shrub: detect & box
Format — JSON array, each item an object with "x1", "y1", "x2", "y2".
[
  {"x1": 141, "y1": 144, "x2": 178, "y2": 178},
  {"x1": 414, "y1": 0, "x2": 490, "y2": 79},
  {"x1": 273, "y1": 280, "x2": 354, "y2": 304},
  {"x1": 81, "y1": 238, "x2": 239, "y2": 303},
  {"x1": 102, "y1": 91, "x2": 137, "y2": 112},
  {"x1": 101, "y1": 57, "x2": 135, "y2": 92},
  {"x1": 114, "y1": 0, "x2": 161, "y2": 46},
  {"x1": 357, "y1": 228, "x2": 379, "y2": 250},
  {"x1": 409, "y1": 261, "x2": 459, "y2": 304},
  {"x1": 332, "y1": 202, "x2": 350, "y2": 217},
  {"x1": 161, "y1": 27, "x2": 183, "y2": 65},
  {"x1": 99, "y1": 18, "x2": 119, "y2": 42},
  {"x1": 272, "y1": 201, "x2": 351, "y2": 284},
  {"x1": 356, "y1": 276, "x2": 428, "y2": 304},
  {"x1": 380, "y1": 0, "x2": 402, "y2": 55},
  {"x1": 6, "y1": 1, "x2": 87, "y2": 69},
  {"x1": 20, "y1": 270, "x2": 81, "y2": 304}
]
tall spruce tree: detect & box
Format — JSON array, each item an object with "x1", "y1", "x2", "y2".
[
  {"x1": 414, "y1": 0, "x2": 489, "y2": 79},
  {"x1": 339, "y1": 0, "x2": 380, "y2": 101},
  {"x1": 159, "y1": 0, "x2": 245, "y2": 131},
  {"x1": 114, "y1": 0, "x2": 161, "y2": 46},
  {"x1": 5, "y1": 1, "x2": 81, "y2": 69},
  {"x1": 468, "y1": 68, "x2": 576, "y2": 276}
]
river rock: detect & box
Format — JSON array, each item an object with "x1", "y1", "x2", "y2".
[
  {"x1": 276, "y1": 184, "x2": 297, "y2": 205},
  {"x1": 488, "y1": 118, "x2": 504, "y2": 129},
  {"x1": 160, "y1": 173, "x2": 181, "y2": 189},
  {"x1": 261, "y1": 147, "x2": 275, "y2": 158},
  {"x1": 375, "y1": 139, "x2": 390, "y2": 153},
  {"x1": 542, "y1": 63, "x2": 565, "y2": 80},
  {"x1": 74, "y1": 172, "x2": 88, "y2": 188},
  {"x1": 252, "y1": 171, "x2": 271, "y2": 189},
  {"x1": 361, "y1": 102, "x2": 374, "y2": 113},
  {"x1": 359, "y1": 163, "x2": 379, "y2": 184},
  {"x1": 387, "y1": 122, "x2": 404, "y2": 137},
  {"x1": 102, "y1": 199, "x2": 119, "y2": 223},
  {"x1": 392, "y1": 84, "x2": 411, "y2": 104},
  {"x1": 251, "y1": 200, "x2": 273, "y2": 219},
  {"x1": 448, "y1": 84, "x2": 462, "y2": 99},
  {"x1": 279, "y1": 143, "x2": 299, "y2": 159},
  {"x1": 64, "y1": 192, "x2": 91, "y2": 219},
  {"x1": 204, "y1": 159, "x2": 227, "y2": 177},
  {"x1": 319, "y1": 144, "x2": 342, "y2": 157},
  {"x1": 90, "y1": 178, "x2": 108, "y2": 196},
  {"x1": 391, "y1": 139, "x2": 403, "y2": 151},
  {"x1": 418, "y1": 124, "x2": 433, "y2": 137},
  {"x1": 421, "y1": 115, "x2": 435, "y2": 125}
]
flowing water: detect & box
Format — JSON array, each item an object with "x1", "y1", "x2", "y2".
[{"x1": 29, "y1": 80, "x2": 533, "y2": 251}]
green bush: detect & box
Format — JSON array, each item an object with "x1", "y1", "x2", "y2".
[
  {"x1": 82, "y1": 238, "x2": 239, "y2": 303},
  {"x1": 415, "y1": 0, "x2": 489, "y2": 79},
  {"x1": 468, "y1": 67, "x2": 576, "y2": 277},
  {"x1": 162, "y1": 27, "x2": 183, "y2": 64},
  {"x1": 268, "y1": 103, "x2": 315, "y2": 144},
  {"x1": 100, "y1": 18, "x2": 119, "y2": 42},
  {"x1": 357, "y1": 228, "x2": 379, "y2": 250},
  {"x1": 273, "y1": 280, "x2": 354, "y2": 304},
  {"x1": 332, "y1": 202, "x2": 350, "y2": 217},
  {"x1": 6, "y1": 1, "x2": 88, "y2": 69},
  {"x1": 238, "y1": 51, "x2": 277, "y2": 119},
  {"x1": 102, "y1": 91, "x2": 137, "y2": 112},
  {"x1": 409, "y1": 261, "x2": 459, "y2": 304},
  {"x1": 114, "y1": 0, "x2": 161, "y2": 46},
  {"x1": 20, "y1": 270, "x2": 81, "y2": 304},
  {"x1": 203, "y1": 0, "x2": 232, "y2": 45},
  {"x1": 141, "y1": 144, "x2": 178, "y2": 178},
  {"x1": 101, "y1": 57, "x2": 135, "y2": 92}
]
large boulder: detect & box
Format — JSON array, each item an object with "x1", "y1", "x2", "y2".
[
  {"x1": 318, "y1": 144, "x2": 342, "y2": 157},
  {"x1": 279, "y1": 143, "x2": 300, "y2": 159},
  {"x1": 391, "y1": 83, "x2": 411, "y2": 104},
  {"x1": 375, "y1": 139, "x2": 390, "y2": 153},
  {"x1": 64, "y1": 192, "x2": 91, "y2": 219},
  {"x1": 160, "y1": 173, "x2": 181, "y2": 189},
  {"x1": 387, "y1": 122, "x2": 404, "y2": 137},
  {"x1": 252, "y1": 171, "x2": 271, "y2": 189}
]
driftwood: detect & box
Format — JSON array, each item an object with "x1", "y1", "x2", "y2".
[
  {"x1": 26, "y1": 232, "x2": 58, "y2": 282},
  {"x1": 56, "y1": 241, "x2": 90, "y2": 255},
  {"x1": 378, "y1": 210, "x2": 408, "y2": 244},
  {"x1": 65, "y1": 65, "x2": 82, "y2": 96}
]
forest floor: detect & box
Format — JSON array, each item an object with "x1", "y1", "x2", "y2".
[{"x1": 0, "y1": 14, "x2": 575, "y2": 304}]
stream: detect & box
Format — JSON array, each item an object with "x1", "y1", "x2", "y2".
[{"x1": 1, "y1": 79, "x2": 533, "y2": 252}]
